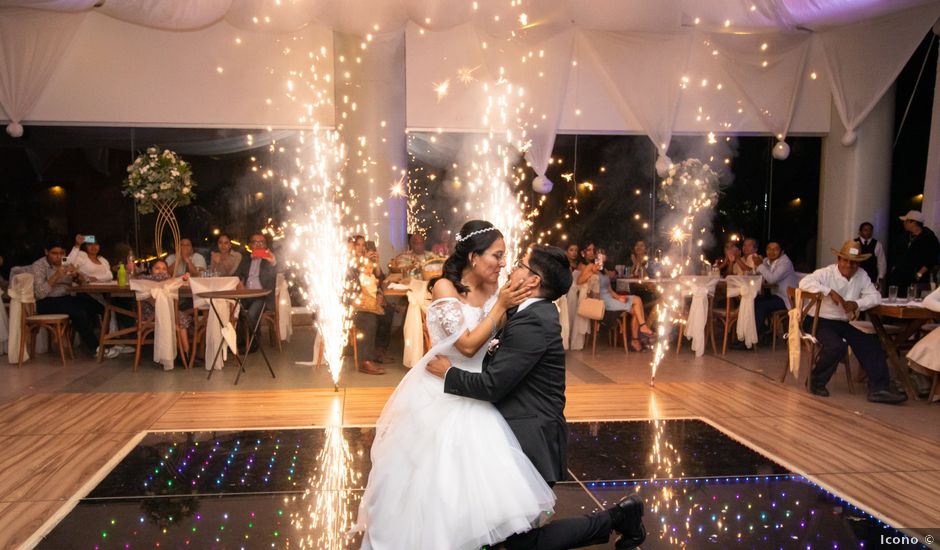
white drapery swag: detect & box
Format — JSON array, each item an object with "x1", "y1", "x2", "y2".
[
  {"x1": 0, "y1": 8, "x2": 85, "y2": 135},
  {"x1": 580, "y1": 29, "x2": 692, "y2": 163},
  {"x1": 6, "y1": 272, "x2": 34, "y2": 363},
  {"x1": 787, "y1": 287, "x2": 804, "y2": 379},
  {"x1": 819, "y1": 2, "x2": 940, "y2": 145},
  {"x1": 130, "y1": 278, "x2": 183, "y2": 371},
  {"x1": 276, "y1": 273, "x2": 292, "y2": 344},
  {"x1": 190, "y1": 277, "x2": 240, "y2": 371},
  {"x1": 709, "y1": 32, "x2": 810, "y2": 141},
  {"x1": 726, "y1": 275, "x2": 763, "y2": 349},
  {"x1": 679, "y1": 275, "x2": 719, "y2": 357},
  {"x1": 402, "y1": 278, "x2": 431, "y2": 368}
]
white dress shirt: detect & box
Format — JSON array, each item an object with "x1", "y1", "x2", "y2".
[
  {"x1": 755, "y1": 254, "x2": 800, "y2": 308},
  {"x1": 516, "y1": 297, "x2": 545, "y2": 313},
  {"x1": 799, "y1": 264, "x2": 881, "y2": 321}
]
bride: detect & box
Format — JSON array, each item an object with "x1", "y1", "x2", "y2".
[{"x1": 352, "y1": 220, "x2": 556, "y2": 549}]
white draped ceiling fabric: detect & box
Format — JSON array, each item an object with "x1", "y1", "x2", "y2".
[{"x1": 2, "y1": 0, "x2": 939, "y2": 147}]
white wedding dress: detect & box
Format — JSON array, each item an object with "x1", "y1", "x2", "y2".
[{"x1": 353, "y1": 295, "x2": 556, "y2": 550}]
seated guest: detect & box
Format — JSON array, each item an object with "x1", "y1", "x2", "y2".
[
  {"x1": 67, "y1": 234, "x2": 114, "y2": 282},
  {"x1": 350, "y1": 235, "x2": 388, "y2": 374},
  {"x1": 798, "y1": 241, "x2": 906, "y2": 403},
  {"x1": 208, "y1": 233, "x2": 242, "y2": 276},
  {"x1": 234, "y1": 233, "x2": 278, "y2": 352},
  {"x1": 629, "y1": 240, "x2": 650, "y2": 278},
  {"x1": 166, "y1": 238, "x2": 206, "y2": 278},
  {"x1": 600, "y1": 262, "x2": 653, "y2": 351},
  {"x1": 390, "y1": 232, "x2": 436, "y2": 279},
  {"x1": 741, "y1": 237, "x2": 762, "y2": 271},
  {"x1": 888, "y1": 211, "x2": 939, "y2": 295},
  {"x1": 855, "y1": 222, "x2": 886, "y2": 291},
  {"x1": 715, "y1": 241, "x2": 748, "y2": 276},
  {"x1": 29, "y1": 239, "x2": 107, "y2": 357},
  {"x1": 430, "y1": 227, "x2": 451, "y2": 257},
  {"x1": 570, "y1": 242, "x2": 602, "y2": 351},
  {"x1": 134, "y1": 259, "x2": 194, "y2": 360},
  {"x1": 754, "y1": 241, "x2": 799, "y2": 337}
]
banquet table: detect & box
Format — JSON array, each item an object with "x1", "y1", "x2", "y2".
[
  {"x1": 867, "y1": 302, "x2": 939, "y2": 401},
  {"x1": 71, "y1": 283, "x2": 193, "y2": 362}
]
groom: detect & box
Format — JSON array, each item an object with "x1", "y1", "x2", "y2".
[{"x1": 427, "y1": 244, "x2": 646, "y2": 550}]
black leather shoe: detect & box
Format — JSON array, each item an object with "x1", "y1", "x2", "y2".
[
  {"x1": 809, "y1": 385, "x2": 830, "y2": 397},
  {"x1": 608, "y1": 495, "x2": 646, "y2": 549},
  {"x1": 867, "y1": 389, "x2": 908, "y2": 404}
]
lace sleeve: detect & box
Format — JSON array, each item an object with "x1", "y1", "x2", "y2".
[{"x1": 425, "y1": 298, "x2": 465, "y2": 345}]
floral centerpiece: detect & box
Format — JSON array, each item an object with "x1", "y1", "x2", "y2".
[
  {"x1": 123, "y1": 146, "x2": 197, "y2": 255},
  {"x1": 658, "y1": 158, "x2": 720, "y2": 209},
  {"x1": 123, "y1": 146, "x2": 196, "y2": 214}
]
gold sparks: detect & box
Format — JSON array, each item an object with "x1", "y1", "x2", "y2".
[
  {"x1": 457, "y1": 66, "x2": 480, "y2": 84},
  {"x1": 433, "y1": 79, "x2": 450, "y2": 101}
]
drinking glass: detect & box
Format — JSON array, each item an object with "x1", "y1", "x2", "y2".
[
  {"x1": 888, "y1": 285, "x2": 898, "y2": 303},
  {"x1": 908, "y1": 284, "x2": 919, "y2": 302}
]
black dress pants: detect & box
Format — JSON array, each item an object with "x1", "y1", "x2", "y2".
[
  {"x1": 805, "y1": 316, "x2": 890, "y2": 392},
  {"x1": 501, "y1": 509, "x2": 613, "y2": 550}
]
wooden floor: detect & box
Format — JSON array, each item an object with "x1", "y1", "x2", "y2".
[{"x1": 2, "y1": 380, "x2": 939, "y2": 548}]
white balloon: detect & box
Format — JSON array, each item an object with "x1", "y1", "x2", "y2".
[
  {"x1": 655, "y1": 154, "x2": 673, "y2": 178},
  {"x1": 533, "y1": 175, "x2": 553, "y2": 194},
  {"x1": 841, "y1": 129, "x2": 858, "y2": 147},
  {"x1": 6, "y1": 122, "x2": 23, "y2": 138},
  {"x1": 772, "y1": 140, "x2": 790, "y2": 160}
]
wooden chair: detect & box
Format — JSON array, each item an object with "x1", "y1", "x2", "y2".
[
  {"x1": 675, "y1": 277, "x2": 719, "y2": 356},
  {"x1": 259, "y1": 285, "x2": 282, "y2": 352},
  {"x1": 132, "y1": 295, "x2": 188, "y2": 372},
  {"x1": 10, "y1": 272, "x2": 73, "y2": 368},
  {"x1": 779, "y1": 287, "x2": 854, "y2": 393},
  {"x1": 713, "y1": 275, "x2": 762, "y2": 355},
  {"x1": 20, "y1": 302, "x2": 73, "y2": 367},
  {"x1": 605, "y1": 311, "x2": 630, "y2": 355},
  {"x1": 770, "y1": 309, "x2": 789, "y2": 351}
]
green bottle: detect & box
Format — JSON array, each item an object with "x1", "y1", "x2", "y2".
[{"x1": 117, "y1": 262, "x2": 127, "y2": 286}]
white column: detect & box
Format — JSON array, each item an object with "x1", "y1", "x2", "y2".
[
  {"x1": 818, "y1": 84, "x2": 896, "y2": 266},
  {"x1": 922, "y1": 37, "x2": 940, "y2": 229},
  {"x1": 333, "y1": 31, "x2": 408, "y2": 262}
]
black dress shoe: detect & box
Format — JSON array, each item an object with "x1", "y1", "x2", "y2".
[
  {"x1": 867, "y1": 389, "x2": 908, "y2": 404},
  {"x1": 608, "y1": 495, "x2": 646, "y2": 549},
  {"x1": 809, "y1": 385, "x2": 830, "y2": 397}
]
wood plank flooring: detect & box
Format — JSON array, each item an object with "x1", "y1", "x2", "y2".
[{"x1": 2, "y1": 379, "x2": 939, "y2": 548}]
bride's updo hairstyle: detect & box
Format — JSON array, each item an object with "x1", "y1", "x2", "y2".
[{"x1": 428, "y1": 220, "x2": 503, "y2": 295}]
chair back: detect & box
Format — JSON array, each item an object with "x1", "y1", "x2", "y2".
[
  {"x1": 725, "y1": 275, "x2": 763, "y2": 299},
  {"x1": 189, "y1": 277, "x2": 240, "y2": 308},
  {"x1": 9, "y1": 272, "x2": 35, "y2": 304},
  {"x1": 786, "y1": 287, "x2": 822, "y2": 338},
  {"x1": 676, "y1": 275, "x2": 719, "y2": 298}
]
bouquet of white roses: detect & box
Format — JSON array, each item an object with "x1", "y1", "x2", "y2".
[{"x1": 123, "y1": 146, "x2": 196, "y2": 214}]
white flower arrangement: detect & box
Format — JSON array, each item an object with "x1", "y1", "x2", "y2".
[{"x1": 123, "y1": 146, "x2": 196, "y2": 214}]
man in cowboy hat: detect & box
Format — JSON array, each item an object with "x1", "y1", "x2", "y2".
[
  {"x1": 798, "y1": 241, "x2": 907, "y2": 404},
  {"x1": 887, "y1": 210, "x2": 940, "y2": 295}
]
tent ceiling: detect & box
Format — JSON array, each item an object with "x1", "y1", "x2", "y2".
[{"x1": 3, "y1": 0, "x2": 938, "y2": 35}]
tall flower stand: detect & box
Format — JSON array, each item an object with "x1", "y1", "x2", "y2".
[{"x1": 153, "y1": 199, "x2": 181, "y2": 257}]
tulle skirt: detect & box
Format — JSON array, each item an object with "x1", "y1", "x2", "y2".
[{"x1": 352, "y1": 353, "x2": 555, "y2": 550}]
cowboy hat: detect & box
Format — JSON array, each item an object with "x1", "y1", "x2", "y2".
[{"x1": 831, "y1": 240, "x2": 872, "y2": 261}]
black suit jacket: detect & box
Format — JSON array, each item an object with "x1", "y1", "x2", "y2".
[
  {"x1": 234, "y1": 256, "x2": 278, "y2": 308},
  {"x1": 443, "y1": 299, "x2": 567, "y2": 484}
]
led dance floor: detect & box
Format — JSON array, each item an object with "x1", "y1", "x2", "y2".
[{"x1": 38, "y1": 420, "x2": 925, "y2": 548}]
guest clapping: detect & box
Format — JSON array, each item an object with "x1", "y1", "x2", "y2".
[{"x1": 166, "y1": 238, "x2": 206, "y2": 278}]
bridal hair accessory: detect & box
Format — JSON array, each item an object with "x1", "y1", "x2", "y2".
[{"x1": 456, "y1": 226, "x2": 497, "y2": 243}]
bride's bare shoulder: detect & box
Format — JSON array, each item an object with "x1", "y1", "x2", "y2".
[{"x1": 430, "y1": 277, "x2": 461, "y2": 300}]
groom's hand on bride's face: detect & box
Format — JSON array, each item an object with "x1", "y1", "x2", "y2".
[{"x1": 427, "y1": 355, "x2": 451, "y2": 378}]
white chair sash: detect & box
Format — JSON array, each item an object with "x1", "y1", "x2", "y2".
[
  {"x1": 727, "y1": 275, "x2": 763, "y2": 348},
  {"x1": 402, "y1": 278, "x2": 431, "y2": 368},
  {"x1": 787, "y1": 288, "x2": 804, "y2": 379},
  {"x1": 0, "y1": 297, "x2": 7, "y2": 356},
  {"x1": 190, "y1": 277, "x2": 240, "y2": 370},
  {"x1": 679, "y1": 276, "x2": 719, "y2": 357},
  {"x1": 7, "y1": 272, "x2": 33, "y2": 363},
  {"x1": 276, "y1": 273, "x2": 292, "y2": 343},
  {"x1": 555, "y1": 294, "x2": 570, "y2": 350},
  {"x1": 130, "y1": 278, "x2": 183, "y2": 370}
]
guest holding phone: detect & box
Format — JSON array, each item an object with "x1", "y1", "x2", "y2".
[
  {"x1": 234, "y1": 233, "x2": 278, "y2": 353},
  {"x1": 67, "y1": 234, "x2": 113, "y2": 282}
]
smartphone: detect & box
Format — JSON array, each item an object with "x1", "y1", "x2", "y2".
[
  {"x1": 84, "y1": 235, "x2": 96, "y2": 244},
  {"x1": 251, "y1": 248, "x2": 268, "y2": 259}
]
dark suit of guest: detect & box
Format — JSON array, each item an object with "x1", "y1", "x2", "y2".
[
  {"x1": 444, "y1": 299, "x2": 614, "y2": 550},
  {"x1": 234, "y1": 254, "x2": 278, "y2": 344}
]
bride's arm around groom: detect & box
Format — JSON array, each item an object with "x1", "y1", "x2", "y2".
[{"x1": 427, "y1": 245, "x2": 646, "y2": 550}]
